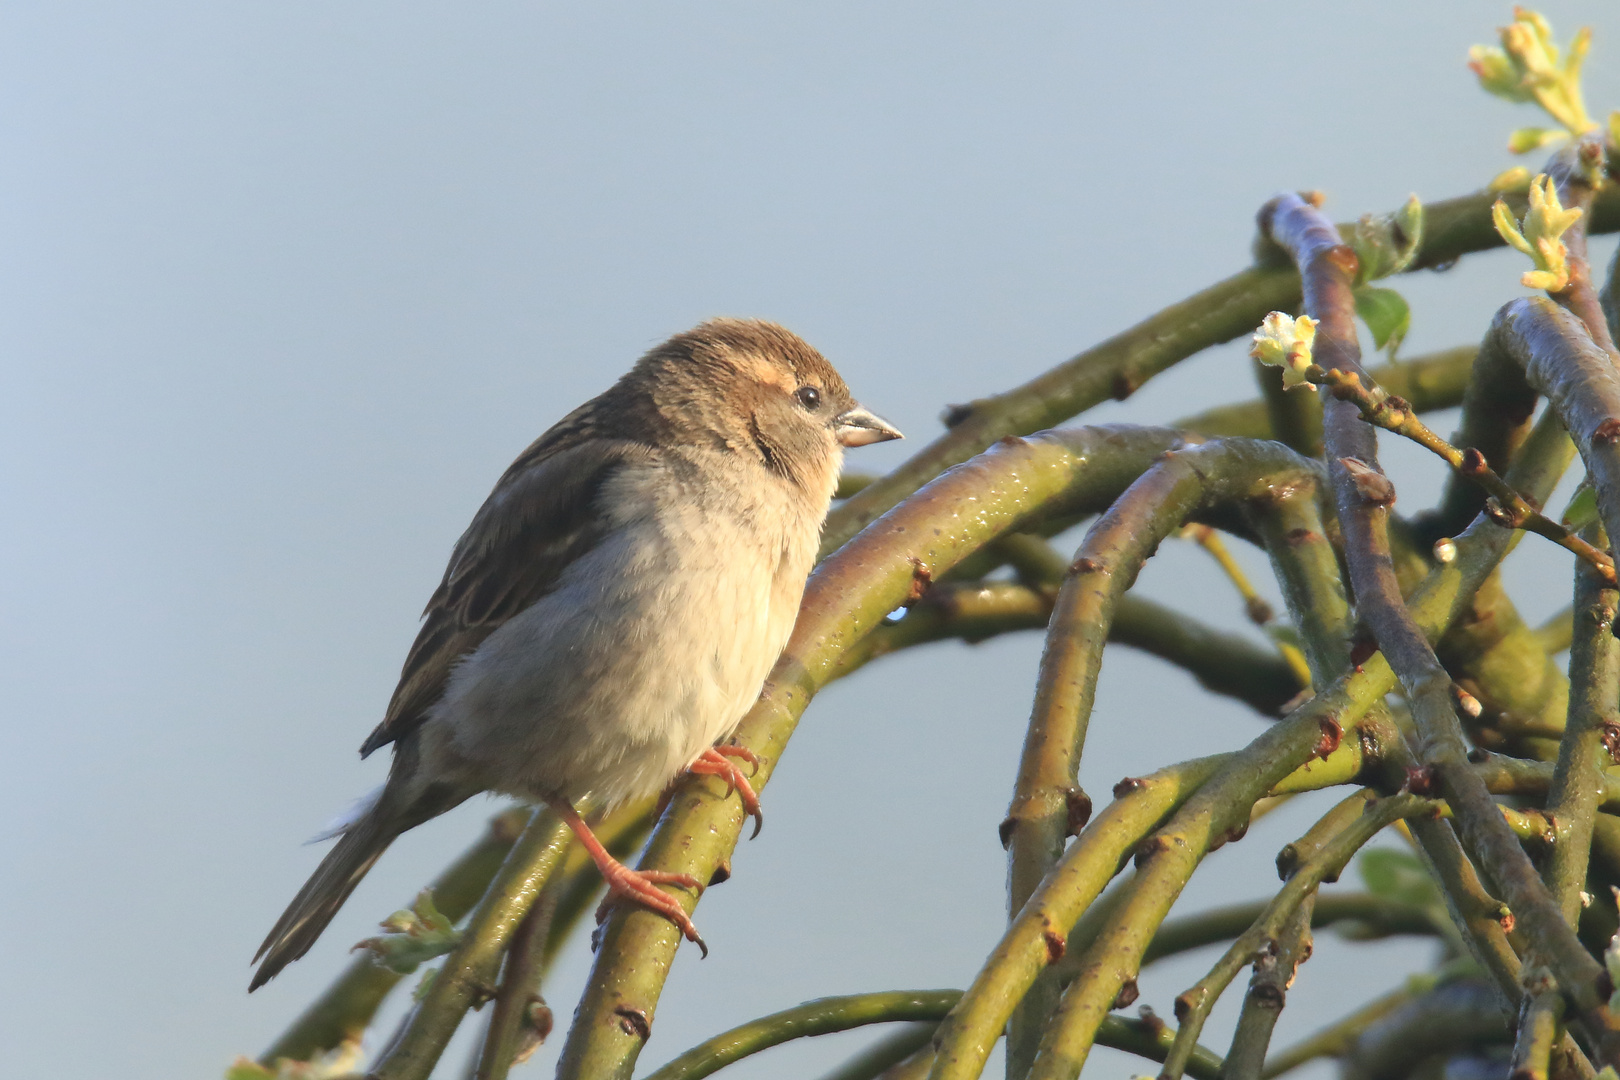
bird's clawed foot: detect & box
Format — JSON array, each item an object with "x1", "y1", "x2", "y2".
[
  {"x1": 687, "y1": 744, "x2": 764, "y2": 838},
  {"x1": 549, "y1": 797, "x2": 708, "y2": 957},
  {"x1": 592, "y1": 861, "x2": 707, "y2": 958}
]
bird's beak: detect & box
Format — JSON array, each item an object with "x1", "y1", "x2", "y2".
[{"x1": 834, "y1": 406, "x2": 903, "y2": 447}]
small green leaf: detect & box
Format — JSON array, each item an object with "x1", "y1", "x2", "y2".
[
  {"x1": 1354, "y1": 286, "x2": 1411, "y2": 354},
  {"x1": 1358, "y1": 848, "x2": 1440, "y2": 909},
  {"x1": 1561, "y1": 480, "x2": 1598, "y2": 530},
  {"x1": 1346, "y1": 195, "x2": 1423, "y2": 283}
]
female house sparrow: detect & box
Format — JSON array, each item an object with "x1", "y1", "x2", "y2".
[{"x1": 251, "y1": 319, "x2": 900, "y2": 989}]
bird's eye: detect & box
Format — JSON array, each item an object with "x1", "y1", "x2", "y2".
[{"x1": 795, "y1": 386, "x2": 822, "y2": 410}]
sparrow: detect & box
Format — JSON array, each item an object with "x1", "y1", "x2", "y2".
[{"x1": 250, "y1": 318, "x2": 901, "y2": 989}]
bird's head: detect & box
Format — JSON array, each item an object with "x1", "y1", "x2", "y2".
[{"x1": 633, "y1": 318, "x2": 901, "y2": 493}]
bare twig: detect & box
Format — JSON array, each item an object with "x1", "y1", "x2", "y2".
[
  {"x1": 1182, "y1": 345, "x2": 1478, "y2": 442},
  {"x1": 1221, "y1": 897, "x2": 1315, "y2": 1080},
  {"x1": 1314, "y1": 365, "x2": 1615, "y2": 585},
  {"x1": 1158, "y1": 793, "x2": 1433, "y2": 1080}
]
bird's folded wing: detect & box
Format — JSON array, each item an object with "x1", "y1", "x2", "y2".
[{"x1": 360, "y1": 435, "x2": 657, "y2": 757}]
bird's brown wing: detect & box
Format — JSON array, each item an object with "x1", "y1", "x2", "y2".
[{"x1": 359, "y1": 434, "x2": 657, "y2": 757}]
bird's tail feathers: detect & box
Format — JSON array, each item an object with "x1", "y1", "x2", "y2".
[
  {"x1": 250, "y1": 777, "x2": 472, "y2": 991},
  {"x1": 250, "y1": 808, "x2": 395, "y2": 991}
]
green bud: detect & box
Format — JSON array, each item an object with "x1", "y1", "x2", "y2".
[{"x1": 353, "y1": 889, "x2": 461, "y2": 975}]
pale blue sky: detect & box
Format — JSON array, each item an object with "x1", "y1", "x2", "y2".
[{"x1": 3, "y1": 4, "x2": 1618, "y2": 1078}]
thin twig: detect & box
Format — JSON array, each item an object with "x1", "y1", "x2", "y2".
[
  {"x1": 1221, "y1": 896, "x2": 1315, "y2": 1080},
  {"x1": 1182, "y1": 345, "x2": 1477, "y2": 442},
  {"x1": 1311, "y1": 364, "x2": 1616, "y2": 585},
  {"x1": 469, "y1": 878, "x2": 558, "y2": 1080},
  {"x1": 1159, "y1": 793, "x2": 1433, "y2": 1080}
]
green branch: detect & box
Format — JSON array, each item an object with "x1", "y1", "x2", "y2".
[
  {"x1": 639, "y1": 991, "x2": 961, "y2": 1080},
  {"x1": 840, "y1": 582, "x2": 1300, "y2": 716},
  {"x1": 637, "y1": 988, "x2": 1230, "y2": 1080},
  {"x1": 1159, "y1": 793, "x2": 1433, "y2": 1080},
  {"x1": 1003, "y1": 440, "x2": 1318, "y2": 1077},
  {"x1": 369, "y1": 811, "x2": 573, "y2": 1080}
]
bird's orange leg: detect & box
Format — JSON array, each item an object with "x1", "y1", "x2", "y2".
[
  {"x1": 546, "y1": 798, "x2": 707, "y2": 957},
  {"x1": 687, "y1": 744, "x2": 763, "y2": 838}
]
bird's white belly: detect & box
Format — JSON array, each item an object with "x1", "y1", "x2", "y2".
[{"x1": 425, "y1": 505, "x2": 802, "y2": 808}]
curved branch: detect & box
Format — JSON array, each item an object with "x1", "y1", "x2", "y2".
[
  {"x1": 1008, "y1": 439, "x2": 1319, "y2": 916},
  {"x1": 640, "y1": 991, "x2": 961, "y2": 1080},
  {"x1": 1003, "y1": 441, "x2": 1318, "y2": 1077},
  {"x1": 824, "y1": 186, "x2": 1620, "y2": 555},
  {"x1": 843, "y1": 581, "x2": 1299, "y2": 715},
  {"x1": 1134, "y1": 891, "x2": 1441, "y2": 967}
]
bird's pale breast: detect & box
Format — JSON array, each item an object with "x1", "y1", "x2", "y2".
[{"x1": 422, "y1": 449, "x2": 825, "y2": 808}]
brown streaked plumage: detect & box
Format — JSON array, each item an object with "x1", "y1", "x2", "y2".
[{"x1": 251, "y1": 318, "x2": 899, "y2": 989}]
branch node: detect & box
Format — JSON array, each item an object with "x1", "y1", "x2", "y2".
[
  {"x1": 1112, "y1": 978, "x2": 1140, "y2": 1010},
  {"x1": 614, "y1": 1006, "x2": 651, "y2": 1041}
]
